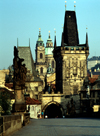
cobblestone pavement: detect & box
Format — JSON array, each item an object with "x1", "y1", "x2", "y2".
[{"x1": 11, "y1": 118, "x2": 100, "y2": 136}]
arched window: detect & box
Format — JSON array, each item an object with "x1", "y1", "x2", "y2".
[
  {"x1": 40, "y1": 53, "x2": 43, "y2": 59},
  {"x1": 52, "y1": 61, "x2": 54, "y2": 68},
  {"x1": 40, "y1": 67, "x2": 43, "y2": 74}
]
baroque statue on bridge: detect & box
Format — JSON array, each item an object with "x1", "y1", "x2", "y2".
[{"x1": 13, "y1": 46, "x2": 27, "y2": 89}]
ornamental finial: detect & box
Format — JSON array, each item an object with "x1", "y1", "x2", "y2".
[
  {"x1": 65, "y1": 1, "x2": 67, "y2": 11},
  {"x1": 48, "y1": 31, "x2": 50, "y2": 38},
  {"x1": 74, "y1": 1, "x2": 76, "y2": 11},
  {"x1": 39, "y1": 28, "x2": 41, "y2": 32}
]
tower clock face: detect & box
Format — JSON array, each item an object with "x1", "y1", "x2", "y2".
[{"x1": 39, "y1": 46, "x2": 43, "y2": 50}]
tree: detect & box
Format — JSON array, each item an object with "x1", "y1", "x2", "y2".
[{"x1": 0, "y1": 90, "x2": 12, "y2": 115}]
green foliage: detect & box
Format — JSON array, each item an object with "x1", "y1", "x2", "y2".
[{"x1": 0, "y1": 91, "x2": 12, "y2": 115}]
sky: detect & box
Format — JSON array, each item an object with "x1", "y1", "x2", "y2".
[{"x1": 0, "y1": 0, "x2": 100, "y2": 69}]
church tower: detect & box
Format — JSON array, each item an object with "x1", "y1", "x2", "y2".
[
  {"x1": 45, "y1": 31, "x2": 56, "y2": 72},
  {"x1": 35, "y1": 29, "x2": 47, "y2": 82},
  {"x1": 54, "y1": 10, "x2": 89, "y2": 95}
]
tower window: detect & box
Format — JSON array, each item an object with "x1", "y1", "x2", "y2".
[
  {"x1": 40, "y1": 53, "x2": 43, "y2": 59},
  {"x1": 52, "y1": 61, "x2": 54, "y2": 68},
  {"x1": 40, "y1": 67, "x2": 43, "y2": 74}
]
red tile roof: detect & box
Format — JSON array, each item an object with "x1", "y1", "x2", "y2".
[
  {"x1": 26, "y1": 97, "x2": 41, "y2": 105},
  {"x1": 87, "y1": 73, "x2": 91, "y2": 77},
  {"x1": 92, "y1": 75, "x2": 99, "y2": 78},
  {"x1": 89, "y1": 77, "x2": 97, "y2": 83}
]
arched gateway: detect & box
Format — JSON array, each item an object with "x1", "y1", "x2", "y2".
[{"x1": 42, "y1": 101, "x2": 63, "y2": 118}]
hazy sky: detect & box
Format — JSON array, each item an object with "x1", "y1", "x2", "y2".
[{"x1": 0, "y1": 0, "x2": 100, "y2": 69}]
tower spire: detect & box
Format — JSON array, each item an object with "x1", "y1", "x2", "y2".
[
  {"x1": 54, "y1": 29, "x2": 57, "y2": 49},
  {"x1": 86, "y1": 26, "x2": 88, "y2": 47},
  {"x1": 86, "y1": 32, "x2": 88, "y2": 47},
  {"x1": 48, "y1": 31, "x2": 50, "y2": 38},
  {"x1": 39, "y1": 28, "x2": 41, "y2": 37}
]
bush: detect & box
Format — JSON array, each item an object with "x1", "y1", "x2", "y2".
[{"x1": 0, "y1": 91, "x2": 12, "y2": 115}]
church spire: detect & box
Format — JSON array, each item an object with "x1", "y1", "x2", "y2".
[
  {"x1": 48, "y1": 31, "x2": 50, "y2": 39},
  {"x1": 37, "y1": 28, "x2": 43, "y2": 42},
  {"x1": 54, "y1": 29, "x2": 57, "y2": 49},
  {"x1": 86, "y1": 32, "x2": 88, "y2": 47}
]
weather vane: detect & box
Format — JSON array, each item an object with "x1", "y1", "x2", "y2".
[
  {"x1": 65, "y1": 1, "x2": 67, "y2": 11},
  {"x1": 86, "y1": 25, "x2": 88, "y2": 32},
  {"x1": 74, "y1": 1, "x2": 76, "y2": 11},
  {"x1": 39, "y1": 28, "x2": 41, "y2": 32}
]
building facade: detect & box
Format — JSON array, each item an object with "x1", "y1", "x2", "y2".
[{"x1": 87, "y1": 56, "x2": 100, "y2": 70}]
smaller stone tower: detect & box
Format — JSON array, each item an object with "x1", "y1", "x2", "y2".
[
  {"x1": 35, "y1": 29, "x2": 47, "y2": 82},
  {"x1": 45, "y1": 31, "x2": 56, "y2": 72}
]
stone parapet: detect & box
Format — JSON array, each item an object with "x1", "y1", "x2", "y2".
[{"x1": 2, "y1": 115, "x2": 22, "y2": 136}]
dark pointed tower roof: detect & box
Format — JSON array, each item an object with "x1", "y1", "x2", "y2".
[
  {"x1": 54, "y1": 35, "x2": 57, "y2": 49},
  {"x1": 63, "y1": 11, "x2": 79, "y2": 46},
  {"x1": 86, "y1": 33, "x2": 88, "y2": 47}
]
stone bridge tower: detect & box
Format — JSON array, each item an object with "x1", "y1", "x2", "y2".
[
  {"x1": 42, "y1": 10, "x2": 89, "y2": 118},
  {"x1": 54, "y1": 11, "x2": 89, "y2": 95}
]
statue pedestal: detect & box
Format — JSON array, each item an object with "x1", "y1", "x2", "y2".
[
  {"x1": 12, "y1": 103, "x2": 26, "y2": 112},
  {"x1": 12, "y1": 87, "x2": 26, "y2": 112}
]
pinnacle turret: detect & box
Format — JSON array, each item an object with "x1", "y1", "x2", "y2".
[
  {"x1": 54, "y1": 35, "x2": 57, "y2": 49},
  {"x1": 86, "y1": 33, "x2": 88, "y2": 47}
]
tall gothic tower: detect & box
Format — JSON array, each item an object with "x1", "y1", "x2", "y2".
[
  {"x1": 35, "y1": 30, "x2": 47, "y2": 81},
  {"x1": 54, "y1": 10, "x2": 89, "y2": 95},
  {"x1": 45, "y1": 32, "x2": 56, "y2": 72}
]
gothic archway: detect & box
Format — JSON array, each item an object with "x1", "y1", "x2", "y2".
[{"x1": 42, "y1": 101, "x2": 63, "y2": 118}]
